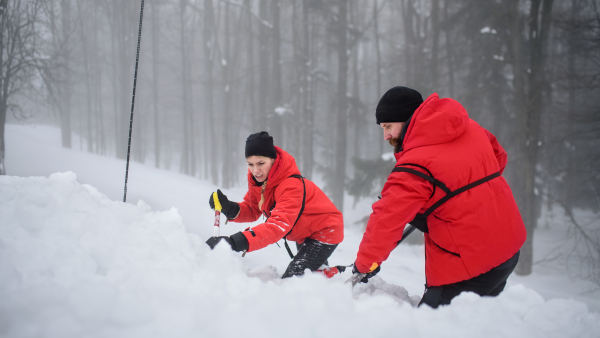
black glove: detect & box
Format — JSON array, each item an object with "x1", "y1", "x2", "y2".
[
  {"x1": 205, "y1": 232, "x2": 249, "y2": 252},
  {"x1": 352, "y1": 263, "x2": 381, "y2": 284},
  {"x1": 209, "y1": 189, "x2": 240, "y2": 220}
]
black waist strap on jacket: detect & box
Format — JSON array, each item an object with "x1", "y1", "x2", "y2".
[
  {"x1": 275, "y1": 175, "x2": 305, "y2": 259},
  {"x1": 392, "y1": 165, "x2": 501, "y2": 233}
]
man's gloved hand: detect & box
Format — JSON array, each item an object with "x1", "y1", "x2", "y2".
[
  {"x1": 209, "y1": 189, "x2": 240, "y2": 220},
  {"x1": 352, "y1": 262, "x2": 381, "y2": 284},
  {"x1": 205, "y1": 232, "x2": 249, "y2": 252}
]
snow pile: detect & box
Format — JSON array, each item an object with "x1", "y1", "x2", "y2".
[
  {"x1": 381, "y1": 152, "x2": 395, "y2": 161},
  {"x1": 1, "y1": 173, "x2": 599, "y2": 338}
]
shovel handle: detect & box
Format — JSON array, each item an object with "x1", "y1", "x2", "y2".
[
  {"x1": 213, "y1": 210, "x2": 221, "y2": 236},
  {"x1": 213, "y1": 192, "x2": 222, "y2": 236}
]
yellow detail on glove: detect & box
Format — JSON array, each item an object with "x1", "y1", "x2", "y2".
[
  {"x1": 369, "y1": 262, "x2": 379, "y2": 272},
  {"x1": 213, "y1": 192, "x2": 222, "y2": 212}
]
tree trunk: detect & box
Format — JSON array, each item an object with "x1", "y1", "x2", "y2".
[
  {"x1": 222, "y1": 3, "x2": 233, "y2": 188},
  {"x1": 0, "y1": 1, "x2": 7, "y2": 174},
  {"x1": 301, "y1": 1, "x2": 314, "y2": 177},
  {"x1": 564, "y1": 0, "x2": 579, "y2": 211},
  {"x1": 444, "y1": 2, "x2": 455, "y2": 98},
  {"x1": 203, "y1": 0, "x2": 218, "y2": 184},
  {"x1": 510, "y1": 0, "x2": 531, "y2": 276},
  {"x1": 270, "y1": 0, "x2": 283, "y2": 148},
  {"x1": 373, "y1": 0, "x2": 384, "y2": 155},
  {"x1": 180, "y1": 0, "x2": 195, "y2": 175},
  {"x1": 113, "y1": 0, "x2": 134, "y2": 159},
  {"x1": 400, "y1": 0, "x2": 418, "y2": 85},
  {"x1": 151, "y1": 0, "x2": 160, "y2": 168},
  {"x1": 352, "y1": 38, "x2": 360, "y2": 160},
  {"x1": 0, "y1": 97, "x2": 6, "y2": 175},
  {"x1": 60, "y1": 0, "x2": 72, "y2": 149},
  {"x1": 258, "y1": 0, "x2": 269, "y2": 129},
  {"x1": 430, "y1": 0, "x2": 440, "y2": 90},
  {"x1": 244, "y1": 0, "x2": 258, "y2": 134},
  {"x1": 91, "y1": 4, "x2": 105, "y2": 155},
  {"x1": 333, "y1": 0, "x2": 348, "y2": 212},
  {"x1": 514, "y1": 0, "x2": 554, "y2": 276},
  {"x1": 77, "y1": 2, "x2": 94, "y2": 153}
]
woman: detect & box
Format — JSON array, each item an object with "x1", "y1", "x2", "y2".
[{"x1": 205, "y1": 131, "x2": 344, "y2": 278}]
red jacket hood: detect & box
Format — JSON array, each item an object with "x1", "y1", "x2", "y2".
[
  {"x1": 247, "y1": 146, "x2": 301, "y2": 187},
  {"x1": 396, "y1": 93, "x2": 470, "y2": 159}
]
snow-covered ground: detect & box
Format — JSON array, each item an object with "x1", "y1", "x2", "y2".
[{"x1": 1, "y1": 123, "x2": 599, "y2": 338}]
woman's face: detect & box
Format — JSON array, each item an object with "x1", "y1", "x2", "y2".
[{"x1": 247, "y1": 156, "x2": 275, "y2": 183}]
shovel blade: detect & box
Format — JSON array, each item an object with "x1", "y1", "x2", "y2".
[{"x1": 345, "y1": 273, "x2": 367, "y2": 288}]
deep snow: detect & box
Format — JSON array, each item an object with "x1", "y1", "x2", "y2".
[{"x1": 2, "y1": 123, "x2": 600, "y2": 338}]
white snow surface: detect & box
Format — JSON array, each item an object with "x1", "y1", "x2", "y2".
[{"x1": 2, "y1": 124, "x2": 600, "y2": 338}]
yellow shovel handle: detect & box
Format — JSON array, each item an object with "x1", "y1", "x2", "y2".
[{"x1": 213, "y1": 192, "x2": 222, "y2": 212}]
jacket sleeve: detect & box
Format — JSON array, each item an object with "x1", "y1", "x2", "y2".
[
  {"x1": 242, "y1": 179, "x2": 304, "y2": 252},
  {"x1": 232, "y1": 190, "x2": 262, "y2": 223},
  {"x1": 485, "y1": 129, "x2": 507, "y2": 175},
  {"x1": 355, "y1": 169, "x2": 432, "y2": 273}
]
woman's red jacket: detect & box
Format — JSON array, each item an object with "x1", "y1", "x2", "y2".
[
  {"x1": 232, "y1": 147, "x2": 344, "y2": 252},
  {"x1": 356, "y1": 93, "x2": 527, "y2": 287}
]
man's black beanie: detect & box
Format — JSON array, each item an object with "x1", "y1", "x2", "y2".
[
  {"x1": 245, "y1": 131, "x2": 277, "y2": 159},
  {"x1": 375, "y1": 86, "x2": 424, "y2": 125}
]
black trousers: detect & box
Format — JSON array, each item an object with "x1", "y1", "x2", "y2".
[
  {"x1": 419, "y1": 251, "x2": 520, "y2": 308},
  {"x1": 281, "y1": 238, "x2": 338, "y2": 278}
]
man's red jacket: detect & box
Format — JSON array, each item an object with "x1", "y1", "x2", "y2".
[
  {"x1": 356, "y1": 93, "x2": 526, "y2": 287},
  {"x1": 232, "y1": 147, "x2": 344, "y2": 252}
]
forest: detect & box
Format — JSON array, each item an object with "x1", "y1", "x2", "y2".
[{"x1": 0, "y1": 0, "x2": 599, "y2": 280}]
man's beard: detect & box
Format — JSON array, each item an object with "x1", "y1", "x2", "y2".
[{"x1": 389, "y1": 136, "x2": 402, "y2": 153}]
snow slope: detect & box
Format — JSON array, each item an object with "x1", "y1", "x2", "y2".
[{"x1": 2, "y1": 124, "x2": 600, "y2": 337}]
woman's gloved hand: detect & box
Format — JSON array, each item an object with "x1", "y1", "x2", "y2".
[
  {"x1": 205, "y1": 232, "x2": 249, "y2": 252},
  {"x1": 209, "y1": 189, "x2": 240, "y2": 220}
]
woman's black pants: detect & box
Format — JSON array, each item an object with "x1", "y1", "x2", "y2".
[{"x1": 281, "y1": 238, "x2": 338, "y2": 278}]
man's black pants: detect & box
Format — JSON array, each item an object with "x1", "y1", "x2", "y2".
[
  {"x1": 281, "y1": 238, "x2": 338, "y2": 278},
  {"x1": 419, "y1": 251, "x2": 520, "y2": 308}
]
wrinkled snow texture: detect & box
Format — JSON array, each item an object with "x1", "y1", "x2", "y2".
[{"x1": 1, "y1": 173, "x2": 599, "y2": 338}]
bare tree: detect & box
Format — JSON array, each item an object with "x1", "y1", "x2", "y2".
[
  {"x1": 513, "y1": 0, "x2": 555, "y2": 275},
  {"x1": 332, "y1": 0, "x2": 348, "y2": 211},
  {"x1": 202, "y1": 0, "x2": 218, "y2": 184},
  {"x1": 179, "y1": 0, "x2": 195, "y2": 175},
  {"x1": 0, "y1": 0, "x2": 46, "y2": 175},
  {"x1": 150, "y1": 0, "x2": 161, "y2": 168},
  {"x1": 42, "y1": 0, "x2": 73, "y2": 150}
]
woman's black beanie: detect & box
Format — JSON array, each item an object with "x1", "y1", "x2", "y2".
[
  {"x1": 245, "y1": 131, "x2": 277, "y2": 159},
  {"x1": 375, "y1": 86, "x2": 424, "y2": 124}
]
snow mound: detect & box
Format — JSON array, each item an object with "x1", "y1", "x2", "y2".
[{"x1": 1, "y1": 173, "x2": 599, "y2": 338}]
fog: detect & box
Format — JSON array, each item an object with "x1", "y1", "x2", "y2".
[{"x1": 0, "y1": 0, "x2": 599, "y2": 283}]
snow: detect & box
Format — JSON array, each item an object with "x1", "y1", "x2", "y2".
[
  {"x1": 274, "y1": 105, "x2": 293, "y2": 116},
  {"x1": 381, "y1": 152, "x2": 395, "y2": 161},
  {"x1": 480, "y1": 27, "x2": 497, "y2": 34},
  {"x1": 2, "y1": 123, "x2": 600, "y2": 338}
]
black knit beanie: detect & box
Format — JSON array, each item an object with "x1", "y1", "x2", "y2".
[
  {"x1": 375, "y1": 86, "x2": 424, "y2": 125},
  {"x1": 245, "y1": 131, "x2": 277, "y2": 159}
]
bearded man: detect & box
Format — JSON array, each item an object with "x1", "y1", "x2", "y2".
[{"x1": 352, "y1": 86, "x2": 526, "y2": 308}]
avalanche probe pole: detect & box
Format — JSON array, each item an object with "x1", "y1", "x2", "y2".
[
  {"x1": 213, "y1": 192, "x2": 222, "y2": 236},
  {"x1": 122, "y1": 0, "x2": 145, "y2": 203},
  {"x1": 346, "y1": 224, "x2": 417, "y2": 288}
]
